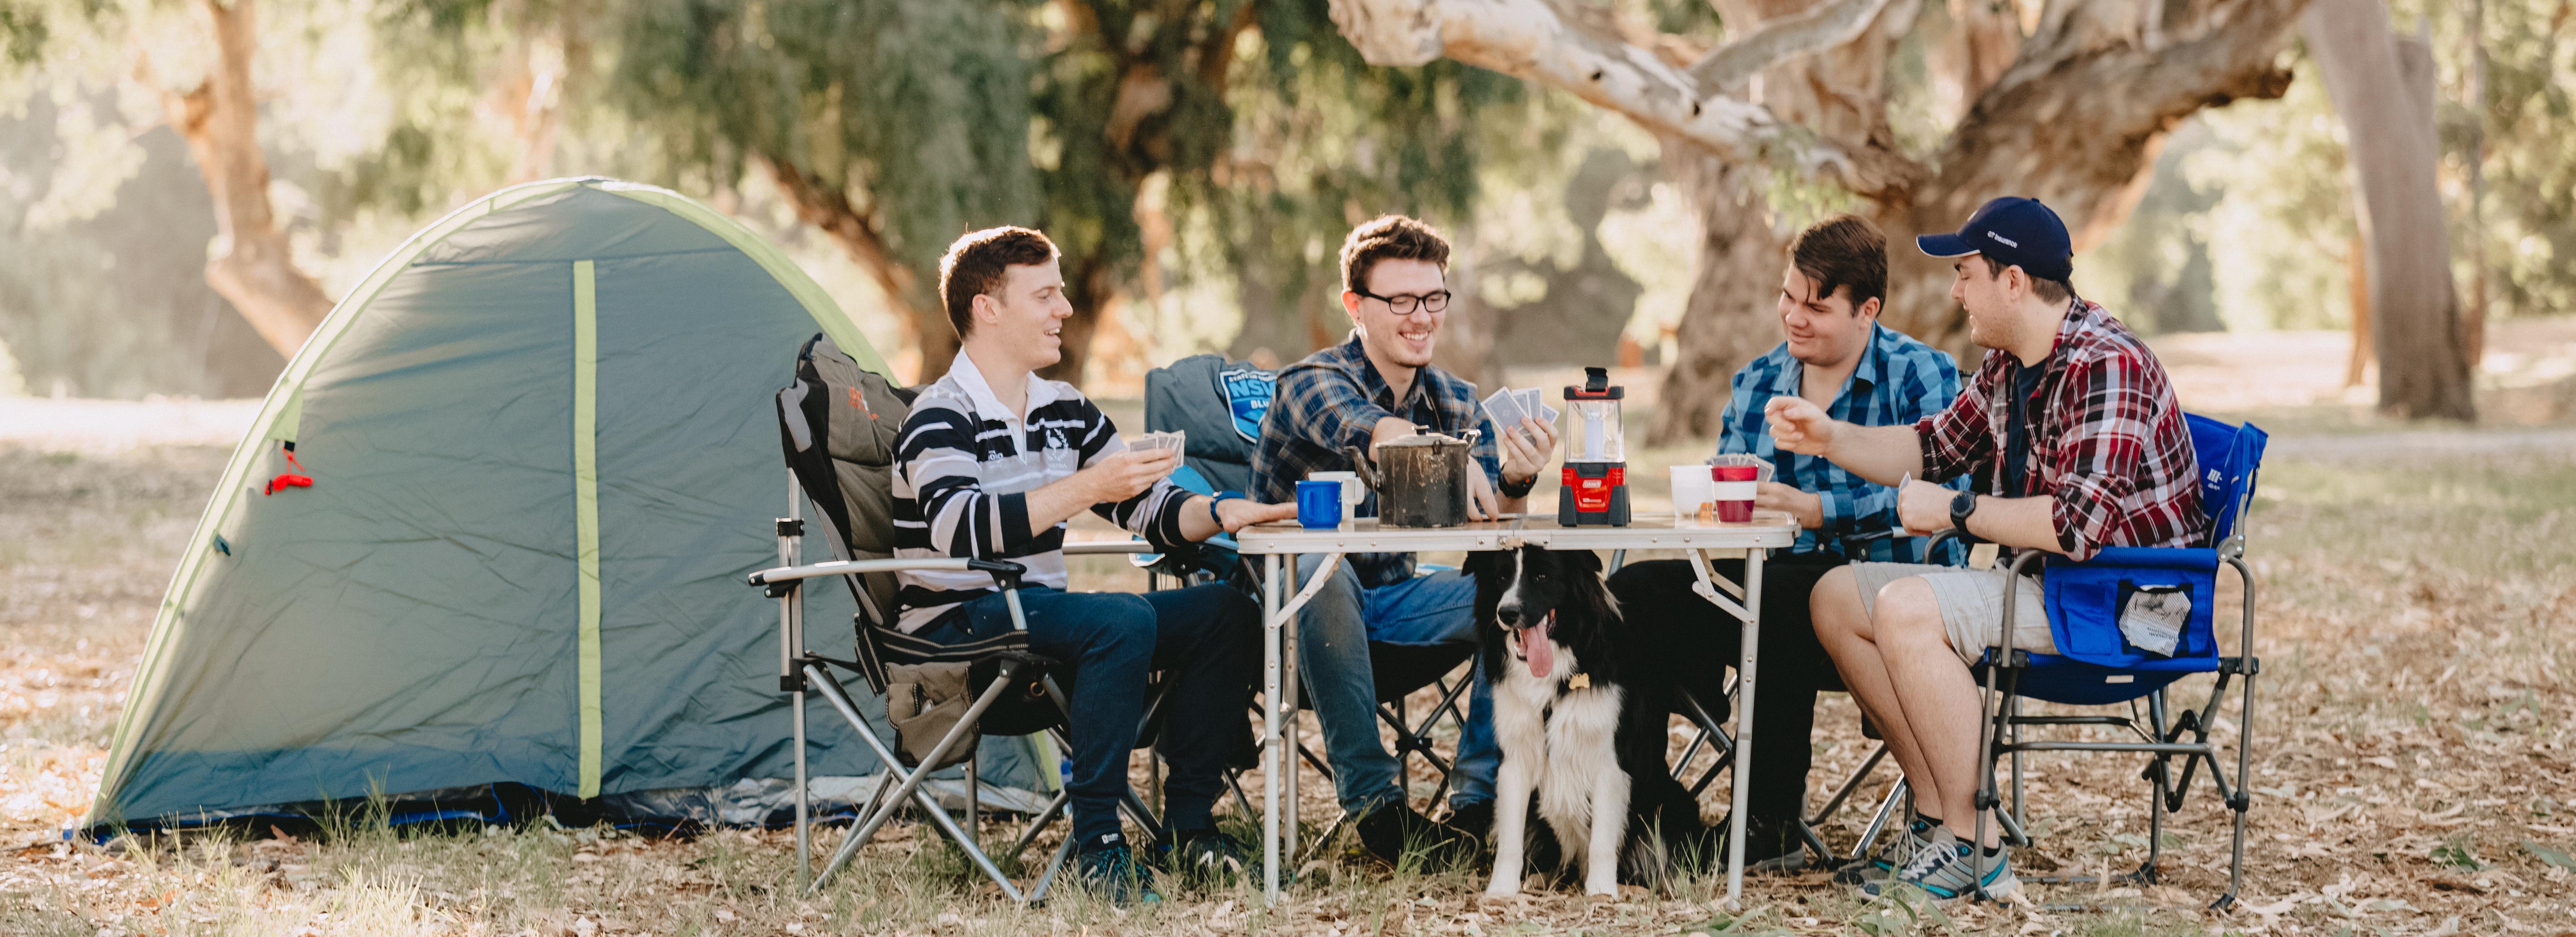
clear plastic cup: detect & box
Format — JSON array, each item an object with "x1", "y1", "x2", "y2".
[{"x1": 1710, "y1": 454, "x2": 1766, "y2": 522}]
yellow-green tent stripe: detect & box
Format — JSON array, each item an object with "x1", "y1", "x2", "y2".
[{"x1": 572, "y1": 259, "x2": 604, "y2": 799}]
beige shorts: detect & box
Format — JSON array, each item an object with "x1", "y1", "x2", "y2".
[{"x1": 1848, "y1": 562, "x2": 2057, "y2": 666}]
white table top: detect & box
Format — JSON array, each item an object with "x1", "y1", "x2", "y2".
[{"x1": 1231, "y1": 511, "x2": 1801, "y2": 554}]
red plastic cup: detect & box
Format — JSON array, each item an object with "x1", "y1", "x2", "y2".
[{"x1": 1711, "y1": 462, "x2": 1759, "y2": 522}]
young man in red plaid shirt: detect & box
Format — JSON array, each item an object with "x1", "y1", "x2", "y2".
[{"x1": 1767, "y1": 197, "x2": 2207, "y2": 902}]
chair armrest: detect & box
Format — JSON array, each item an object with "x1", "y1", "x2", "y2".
[
  {"x1": 1925, "y1": 530, "x2": 1968, "y2": 567},
  {"x1": 1065, "y1": 540, "x2": 1157, "y2": 556},
  {"x1": 748, "y1": 557, "x2": 1027, "y2": 586}
]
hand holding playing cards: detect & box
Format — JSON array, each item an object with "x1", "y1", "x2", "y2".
[
  {"x1": 1082, "y1": 447, "x2": 1179, "y2": 502},
  {"x1": 1497, "y1": 416, "x2": 1556, "y2": 489}
]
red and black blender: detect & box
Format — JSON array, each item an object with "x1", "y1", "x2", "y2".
[{"x1": 1557, "y1": 367, "x2": 1631, "y2": 526}]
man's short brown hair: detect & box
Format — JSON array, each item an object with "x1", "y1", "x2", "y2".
[
  {"x1": 1787, "y1": 214, "x2": 1887, "y2": 314},
  {"x1": 1974, "y1": 254, "x2": 2075, "y2": 305},
  {"x1": 1339, "y1": 215, "x2": 1450, "y2": 295},
  {"x1": 938, "y1": 226, "x2": 1058, "y2": 338}
]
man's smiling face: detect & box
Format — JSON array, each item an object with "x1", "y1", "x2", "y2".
[
  {"x1": 1348, "y1": 258, "x2": 1446, "y2": 369},
  {"x1": 982, "y1": 258, "x2": 1073, "y2": 370}
]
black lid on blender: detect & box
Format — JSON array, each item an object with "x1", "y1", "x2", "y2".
[{"x1": 1565, "y1": 365, "x2": 1624, "y2": 400}]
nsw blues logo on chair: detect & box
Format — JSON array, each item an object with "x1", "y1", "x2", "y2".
[{"x1": 1219, "y1": 364, "x2": 1275, "y2": 442}]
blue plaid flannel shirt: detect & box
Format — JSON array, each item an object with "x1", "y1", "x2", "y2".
[
  {"x1": 1720, "y1": 322, "x2": 1966, "y2": 563},
  {"x1": 1253, "y1": 332, "x2": 1503, "y2": 588}
]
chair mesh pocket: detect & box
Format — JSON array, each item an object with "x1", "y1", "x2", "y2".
[
  {"x1": 885, "y1": 661, "x2": 979, "y2": 771},
  {"x1": 2118, "y1": 584, "x2": 2190, "y2": 657}
]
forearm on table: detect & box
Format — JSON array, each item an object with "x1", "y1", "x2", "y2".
[{"x1": 1824, "y1": 423, "x2": 1928, "y2": 487}]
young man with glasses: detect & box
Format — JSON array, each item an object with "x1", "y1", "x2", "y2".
[{"x1": 1251, "y1": 215, "x2": 1558, "y2": 865}]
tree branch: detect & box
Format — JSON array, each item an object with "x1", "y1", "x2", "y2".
[
  {"x1": 140, "y1": 0, "x2": 333, "y2": 358},
  {"x1": 1327, "y1": 0, "x2": 1917, "y2": 200},
  {"x1": 1686, "y1": 0, "x2": 1890, "y2": 91},
  {"x1": 762, "y1": 156, "x2": 958, "y2": 379}
]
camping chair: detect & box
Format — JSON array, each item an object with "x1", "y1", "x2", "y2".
[
  {"x1": 1932, "y1": 413, "x2": 2267, "y2": 907},
  {"x1": 1143, "y1": 355, "x2": 1487, "y2": 845},
  {"x1": 748, "y1": 335, "x2": 1179, "y2": 902}
]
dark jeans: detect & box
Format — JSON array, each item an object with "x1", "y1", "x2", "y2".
[
  {"x1": 1607, "y1": 552, "x2": 1848, "y2": 826},
  {"x1": 917, "y1": 583, "x2": 1259, "y2": 844}
]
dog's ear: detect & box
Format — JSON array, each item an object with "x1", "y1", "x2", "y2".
[
  {"x1": 1462, "y1": 551, "x2": 1498, "y2": 577},
  {"x1": 1570, "y1": 549, "x2": 1605, "y2": 575}
]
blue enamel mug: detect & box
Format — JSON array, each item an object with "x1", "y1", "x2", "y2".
[{"x1": 1295, "y1": 479, "x2": 1343, "y2": 529}]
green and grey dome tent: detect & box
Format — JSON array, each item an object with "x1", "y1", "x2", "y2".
[{"x1": 86, "y1": 178, "x2": 1047, "y2": 834}]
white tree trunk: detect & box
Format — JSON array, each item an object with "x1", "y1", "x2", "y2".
[{"x1": 2301, "y1": 0, "x2": 2475, "y2": 420}]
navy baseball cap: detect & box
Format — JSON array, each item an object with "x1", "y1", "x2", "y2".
[{"x1": 1917, "y1": 196, "x2": 2073, "y2": 282}]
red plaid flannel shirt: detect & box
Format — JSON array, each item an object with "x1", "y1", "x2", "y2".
[{"x1": 1915, "y1": 300, "x2": 2207, "y2": 561}]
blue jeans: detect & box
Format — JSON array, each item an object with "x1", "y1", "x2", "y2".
[
  {"x1": 1292, "y1": 553, "x2": 1496, "y2": 814},
  {"x1": 915, "y1": 584, "x2": 1258, "y2": 845}
]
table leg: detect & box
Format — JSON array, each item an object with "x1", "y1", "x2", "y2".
[
  {"x1": 1687, "y1": 548, "x2": 1764, "y2": 911},
  {"x1": 1262, "y1": 552, "x2": 1283, "y2": 903},
  {"x1": 1257, "y1": 551, "x2": 1345, "y2": 903}
]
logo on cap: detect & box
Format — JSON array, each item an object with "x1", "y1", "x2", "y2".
[{"x1": 1986, "y1": 231, "x2": 2020, "y2": 248}]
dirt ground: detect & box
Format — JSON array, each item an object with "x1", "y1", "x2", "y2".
[{"x1": 4, "y1": 346, "x2": 2576, "y2": 934}]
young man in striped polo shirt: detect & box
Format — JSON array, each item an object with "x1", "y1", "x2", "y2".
[{"x1": 891, "y1": 227, "x2": 1297, "y2": 903}]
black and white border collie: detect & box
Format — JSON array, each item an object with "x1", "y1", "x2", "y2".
[{"x1": 1466, "y1": 545, "x2": 1710, "y2": 897}]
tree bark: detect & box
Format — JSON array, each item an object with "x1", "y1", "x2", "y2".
[
  {"x1": 143, "y1": 0, "x2": 335, "y2": 359},
  {"x1": 1329, "y1": 0, "x2": 1922, "y2": 200},
  {"x1": 2301, "y1": 0, "x2": 2475, "y2": 420},
  {"x1": 1654, "y1": 138, "x2": 1792, "y2": 441}
]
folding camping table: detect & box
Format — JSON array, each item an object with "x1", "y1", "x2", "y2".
[{"x1": 1232, "y1": 511, "x2": 1801, "y2": 907}]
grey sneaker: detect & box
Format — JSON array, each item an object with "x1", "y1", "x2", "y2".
[
  {"x1": 1863, "y1": 836, "x2": 2021, "y2": 903},
  {"x1": 1833, "y1": 820, "x2": 1932, "y2": 886}
]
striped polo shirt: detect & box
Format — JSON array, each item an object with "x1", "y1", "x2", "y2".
[{"x1": 890, "y1": 353, "x2": 1192, "y2": 632}]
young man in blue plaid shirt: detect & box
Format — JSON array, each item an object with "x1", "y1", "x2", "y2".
[
  {"x1": 1251, "y1": 215, "x2": 1560, "y2": 866},
  {"x1": 1609, "y1": 215, "x2": 1963, "y2": 871}
]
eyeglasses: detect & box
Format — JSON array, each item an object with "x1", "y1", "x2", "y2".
[{"x1": 1351, "y1": 287, "x2": 1452, "y2": 316}]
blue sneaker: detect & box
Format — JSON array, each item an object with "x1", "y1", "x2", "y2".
[
  {"x1": 1074, "y1": 832, "x2": 1161, "y2": 906},
  {"x1": 1862, "y1": 835, "x2": 2021, "y2": 903}
]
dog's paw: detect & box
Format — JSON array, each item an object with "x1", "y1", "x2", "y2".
[
  {"x1": 1585, "y1": 890, "x2": 1618, "y2": 903},
  {"x1": 1482, "y1": 882, "x2": 1522, "y2": 899}
]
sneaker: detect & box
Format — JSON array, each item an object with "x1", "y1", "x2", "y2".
[
  {"x1": 1074, "y1": 832, "x2": 1161, "y2": 906},
  {"x1": 1441, "y1": 800, "x2": 1496, "y2": 840},
  {"x1": 1158, "y1": 826, "x2": 1250, "y2": 886},
  {"x1": 1862, "y1": 835, "x2": 2021, "y2": 903},
  {"x1": 1354, "y1": 801, "x2": 1480, "y2": 870},
  {"x1": 1833, "y1": 818, "x2": 1934, "y2": 886}
]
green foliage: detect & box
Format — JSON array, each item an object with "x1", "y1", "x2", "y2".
[{"x1": 606, "y1": 0, "x2": 1044, "y2": 297}]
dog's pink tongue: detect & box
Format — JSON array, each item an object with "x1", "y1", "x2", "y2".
[{"x1": 1526, "y1": 614, "x2": 1554, "y2": 679}]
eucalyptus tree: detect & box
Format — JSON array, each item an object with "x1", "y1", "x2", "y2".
[{"x1": 1334, "y1": 0, "x2": 2328, "y2": 439}]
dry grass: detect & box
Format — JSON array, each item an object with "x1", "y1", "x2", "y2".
[{"x1": 4, "y1": 431, "x2": 2573, "y2": 936}]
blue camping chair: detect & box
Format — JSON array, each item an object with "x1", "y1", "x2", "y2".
[{"x1": 1935, "y1": 413, "x2": 2267, "y2": 908}]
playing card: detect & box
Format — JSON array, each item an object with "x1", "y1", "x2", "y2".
[
  {"x1": 1481, "y1": 388, "x2": 1527, "y2": 434},
  {"x1": 1532, "y1": 390, "x2": 1559, "y2": 424}
]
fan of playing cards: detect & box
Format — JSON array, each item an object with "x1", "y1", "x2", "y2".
[
  {"x1": 1479, "y1": 387, "x2": 1559, "y2": 442},
  {"x1": 1129, "y1": 430, "x2": 1186, "y2": 456}
]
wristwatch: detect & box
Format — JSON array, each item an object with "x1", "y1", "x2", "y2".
[
  {"x1": 1949, "y1": 490, "x2": 1979, "y2": 535},
  {"x1": 1209, "y1": 491, "x2": 1246, "y2": 528}
]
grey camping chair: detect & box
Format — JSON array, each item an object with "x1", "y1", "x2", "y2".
[{"x1": 749, "y1": 335, "x2": 1176, "y2": 902}]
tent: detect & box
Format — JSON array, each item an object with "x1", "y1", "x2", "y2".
[{"x1": 86, "y1": 178, "x2": 1048, "y2": 834}]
